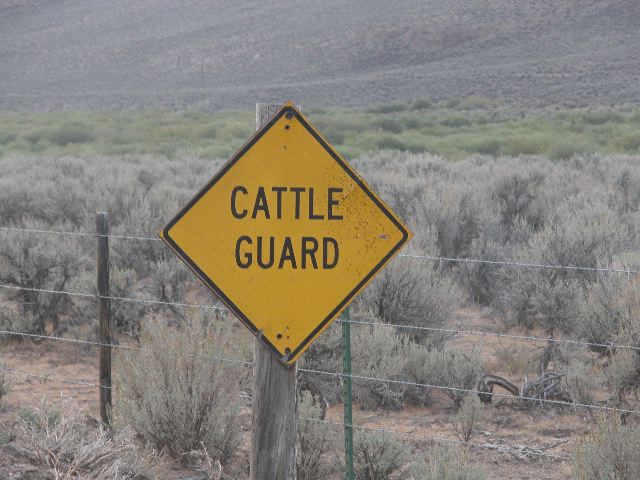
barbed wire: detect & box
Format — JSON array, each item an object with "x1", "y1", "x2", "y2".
[
  {"x1": 2, "y1": 323, "x2": 635, "y2": 418},
  {"x1": 1, "y1": 225, "x2": 638, "y2": 276},
  {"x1": 0, "y1": 226, "x2": 159, "y2": 242},
  {"x1": 298, "y1": 367, "x2": 640, "y2": 416},
  {"x1": 2, "y1": 318, "x2": 636, "y2": 415},
  {"x1": 0, "y1": 364, "x2": 580, "y2": 460},
  {"x1": 0, "y1": 329, "x2": 253, "y2": 367},
  {"x1": 0, "y1": 364, "x2": 571, "y2": 460},
  {"x1": 0, "y1": 282, "x2": 228, "y2": 311},
  {"x1": 1, "y1": 282, "x2": 639, "y2": 354},
  {"x1": 399, "y1": 253, "x2": 640, "y2": 275},
  {"x1": 299, "y1": 416, "x2": 571, "y2": 460},
  {"x1": 0, "y1": 366, "x2": 111, "y2": 390},
  {"x1": 341, "y1": 319, "x2": 637, "y2": 353},
  {"x1": 2, "y1": 327, "x2": 638, "y2": 416}
]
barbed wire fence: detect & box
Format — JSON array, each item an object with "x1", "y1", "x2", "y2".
[{"x1": 0, "y1": 223, "x2": 638, "y2": 467}]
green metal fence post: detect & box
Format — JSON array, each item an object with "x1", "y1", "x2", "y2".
[{"x1": 342, "y1": 306, "x2": 355, "y2": 480}]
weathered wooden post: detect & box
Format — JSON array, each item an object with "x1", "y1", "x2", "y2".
[
  {"x1": 157, "y1": 100, "x2": 411, "y2": 480},
  {"x1": 250, "y1": 104, "x2": 298, "y2": 480},
  {"x1": 96, "y1": 211, "x2": 113, "y2": 426}
]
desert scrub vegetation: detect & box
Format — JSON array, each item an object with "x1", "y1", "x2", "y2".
[
  {"x1": 296, "y1": 391, "x2": 339, "y2": 480},
  {"x1": 347, "y1": 311, "x2": 482, "y2": 410},
  {"x1": 0, "y1": 101, "x2": 639, "y2": 160},
  {"x1": 574, "y1": 415, "x2": 640, "y2": 479},
  {"x1": 116, "y1": 313, "x2": 247, "y2": 465},
  {"x1": 452, "y1": 395, "x2": 485, "y2": 443},
  {"x1": 8, "y1": 402, "x2": 151, "y2": 479},
  {"x1": 410, "y1": 446, "x2": 486, "y2": 480},
  {"x1": 1, "y1": 151, "x2": 638, "y2": 412},
  {"x1": 354, "y1": 430, "x2": 410, "y2": 480}
]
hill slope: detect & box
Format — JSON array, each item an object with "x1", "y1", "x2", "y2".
[{"x1": 1, "y1": 0, "x2": 639, "y2": 111}]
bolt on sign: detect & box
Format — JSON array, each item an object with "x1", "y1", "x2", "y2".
[{"x1": 160, "y1": 102, "x2": 412, "y2": 364}]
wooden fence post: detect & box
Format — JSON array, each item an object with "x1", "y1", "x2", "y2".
[
  {"x1": 96, "y1": 211, "x2": 112, "y2": 427},
  {"x1": 250, "y1": 104, "x2": 298, "y2": 480}
]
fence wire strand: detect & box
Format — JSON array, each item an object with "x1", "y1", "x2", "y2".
[
  {"x1": 2, "y1": 225, "x2": 640, "y2": 432},
  {"x1": 341, "y1": 319, "x2": 639, "y2": 353},
  {"x1": 0, "y1": 329, "x2": 253, "y2": 366},
  {"x1": 3, "y1": 322, "x2": 637, "y2": 415},
  {"x1": 298, "y1": 367, "x2": 640, "y2": 416},
  {"x1": 2, "y1": 282, "x2": 639, "y2": 354},
  {"x1": 0, "y1": 366, "x2": 111, "y2": 390},
  {"x1": 1, "y1": 225, "x2": 638, "y2": 275},
  {"x1": 0, "y1": 226, "x2": 160, "y2": 242},
  {"x1": 398, "y1": 253, "x2": 640, "y2": 275},
  {"x1": 0, "y1": 282, "x2": 228, "y2": 311}
]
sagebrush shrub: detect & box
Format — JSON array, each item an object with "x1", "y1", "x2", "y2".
[
  {"x1": 401, "y1": 341, "x2": 435, "y2": 407},
  {"x1": 495, "y1": 203, "x2": 626, "y2": 333},
  {"x1": 452, "y1": 395, "x2": 485, "y2": 443},
  {"x1": 116, "y1": 314, "x2": 244, "y2": 464},
  {"x1": 297, "y1": 392, "x2": 339, "y2": 480},
  {"x1": 404, "y1": 343, "x2": 482, "y2": 410},
  {"x1": 299, "y1": 320, "x2": 343, "y2": 404},
  {"x1": 354, "y1": 430, "x2": 410, "y2": 480},
  {"x1": 411, "y1": 445, "x2": 486, "y2": 480},
  {"x1": 564, "y1": 359, "x2": 597, "y2": 406},
  {"x1": 360, "y1": 256, "x2": 459, "y2": 346},
  {"x1": 491, "y1": 169, "x2": 546, "y2": 236},
  {"x1": 606, "y1": 319, "x2": 640, "y2": 405},
  {"x1": 351, "y1": 317, "x2": 408, "y2": 410},
  {"x1": 47, "y1": 123, "x2": 95, "y2": 146},
  {"x1": 0, "y1": 223, "x2": 83, "y2": 335},
  {"x1": 577, "y1": 253, "x2": 640, "y2": 353},
  {"x1": 2, "y1": 151, "x2": 638, "y2": 351},
  {"x1": 574, "y1": 415, "x2": 640, "y2": 479},
  {"x1": 12, "y1": 403, "x2": 149, "y2": 479}
]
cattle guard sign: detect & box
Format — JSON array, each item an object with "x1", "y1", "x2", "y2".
[{"x1": 160, "y1": 102, "x2": 412, "y2": 364}]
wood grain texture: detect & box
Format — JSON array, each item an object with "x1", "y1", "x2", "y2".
[{"x1": 250, "y1": 104, "x2": 298, "y2": 480}]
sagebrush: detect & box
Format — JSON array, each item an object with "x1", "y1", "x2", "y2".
[{"x1": 116, "y1": 313, "x2": 247, "y2": 464}]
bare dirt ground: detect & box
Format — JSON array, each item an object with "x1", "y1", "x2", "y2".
[{"x1": 0, "y1": 306, "x2": 597, "y2": 479}]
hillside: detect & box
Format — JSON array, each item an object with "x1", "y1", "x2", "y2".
[{"x1": 1, "y1": 0, "x2": 639, "y2": 111}]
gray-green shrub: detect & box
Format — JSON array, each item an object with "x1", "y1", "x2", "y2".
[
  {"x1": 402, "y1": 342, "x2": 482, "y2": 409},
  {"x1": 299, "y1": 320, "x2": 343, "y2": 404},
  {"x1": 0, "y1": 361, "x2": 7, "y2": 408},
  {"x1": 351, "y1": 318, "x2": 408, "y2": 410},
  {"x1": 577, "y1": 253, "x2": 640, "y2": 353},
  {"x1": 411, "y1": 446, "x2": 486, "y2": 480},
  {"x1": 419, "y1": 345, "x2": 482, "y2": 409},
  {"x1": 297, "y1": 392, "x2": 339, "y2": 480},
  {"x1": 564, "y1": 359, "x2": 598, "y2": 406},
  {"x1": 12, "y1": 403, "x2": 150, "y2": 479},
  {"x1": 574, "y1": 415, "x2": 640, "y2": 479},
  {"x1": 354, "y1": 430, "x2": 410, "y2": 480},
  {"x1": 116, "y1": 313, "x2": 244, "y2": 464},
  {"x1": 452, "y1": 395, "x2": 485, "y2": 443},
  {"x1": 0, "y1": 223, "x2": 83, "y2": 335},
  {"x1": 360, "y1": 256, "x2": 459, "y2": 345},
  {"x1": 47, "y1": 123, "x2": 95, "y2": 146}
]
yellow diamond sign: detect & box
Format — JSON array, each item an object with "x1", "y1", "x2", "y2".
[{"x1": 160, "y1": 103, "x2": 411, "y2": 364}]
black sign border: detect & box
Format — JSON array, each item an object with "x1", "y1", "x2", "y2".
[{"x1": 161, "y1": 105, "x2": 409, "y2": 363}]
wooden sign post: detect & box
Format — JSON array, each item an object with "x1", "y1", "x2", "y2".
[
  {"x1": 158, "y1": 100, "x2": 411, "y2": 480},
  {"x1": 251, "y1": 104, "x2": 297, "y2": 480}
]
